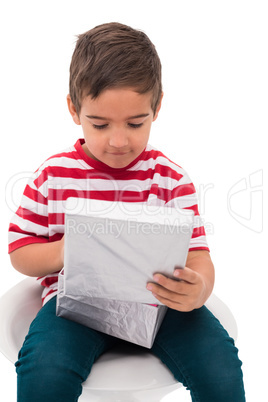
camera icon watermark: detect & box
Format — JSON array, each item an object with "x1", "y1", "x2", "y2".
[{"x1": 227, "y1": 170, "x2": 263, "y2": 233}]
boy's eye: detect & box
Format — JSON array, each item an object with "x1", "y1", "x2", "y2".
[
  {"x1": 92, "y1": 123, "x2": 143, "y2": 130},
  {"x1": 92, "y1": 124, "x2": 108, "y2": 130},
  {"x1": 128, "y1": 123, "x2": 143, "y2": 129}
]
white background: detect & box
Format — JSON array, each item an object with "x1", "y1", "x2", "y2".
[{"x1": 0, "y1": 1, "x2": 267, "y2": 400}]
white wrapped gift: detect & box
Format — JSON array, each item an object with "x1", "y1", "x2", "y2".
[{"x1": 56, "y1": 199, "x2": 193, "y2": 348}]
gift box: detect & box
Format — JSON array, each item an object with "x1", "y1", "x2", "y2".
[{"x1": 56, "y1": 199, "x2": 193, "y2": 348}]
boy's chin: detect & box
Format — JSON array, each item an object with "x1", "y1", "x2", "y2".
[
  {"x1": 101, "y1": 152, "x2": 136, "y2": 169},
  {"x1": 104, "y1": 158, "x2": 132, "y2": 169}
]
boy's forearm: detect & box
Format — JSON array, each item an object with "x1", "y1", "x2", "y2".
[
  {"x1": 10, "y1": 238, "x2": 64, "y2": 277},
  {"x1": 186, "y1": 250, "x2": 215, "y2": 303}
]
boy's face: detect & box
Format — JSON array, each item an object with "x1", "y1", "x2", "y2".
[{"x1": 67, "y1": 88, "x2": 162, "y2": 169}]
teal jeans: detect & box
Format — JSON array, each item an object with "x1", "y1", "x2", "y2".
[{"x1": 16, "y1": 297, "x2": 245, "y2": 401}]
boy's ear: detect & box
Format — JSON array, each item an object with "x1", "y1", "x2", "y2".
[
  {"x1": 153, "y1": 92, "x2": 164, "y2": 121},
  {"x1": 67, "y1": 94, "x2": 81, "y2": 125}
]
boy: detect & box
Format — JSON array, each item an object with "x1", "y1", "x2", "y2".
[{"x1": 9, "y1": 22, "x2": 245, "y2": 401}]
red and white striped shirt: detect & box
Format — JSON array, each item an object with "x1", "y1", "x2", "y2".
[{"x1": 8, "y1": 139, "x2": 209, "y2": 305}]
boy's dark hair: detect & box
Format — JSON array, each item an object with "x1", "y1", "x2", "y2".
[{"x1": 69, "y1": 22, "x2": 162, "y2": 116}]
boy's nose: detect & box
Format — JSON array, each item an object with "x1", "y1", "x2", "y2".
[{"x1": 109, "y1": 130, "x2": 129, "y2": 148}]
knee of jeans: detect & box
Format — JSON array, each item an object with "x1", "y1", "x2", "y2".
[
  {"x1": 15, "y1": 338, "x2": 89, "y2": 383},
  {"x1": 196, "y1": 335, "x2": 243, "y2": 385},
  {"x1": 16, "y1": 349, "x2": 84, "y2": 402}
]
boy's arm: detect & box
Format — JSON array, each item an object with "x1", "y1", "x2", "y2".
[
  {"x1": 10, "y1": 237, "x2": 65, "y2": 277},
  {"x1": 146, "y1": 250, "x2": 215, "y2": 312}
]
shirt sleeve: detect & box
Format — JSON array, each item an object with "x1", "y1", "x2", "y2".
[
  {"x1": 165, "y1": 171, "x2": 210, "y2": 252},
  {"x1": 8, "y1": 167, "x2": 49, "y2": 253}
]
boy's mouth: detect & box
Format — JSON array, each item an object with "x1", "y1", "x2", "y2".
[{"x1": 108, "y1": 151, "x2": 130, "y2": 156}]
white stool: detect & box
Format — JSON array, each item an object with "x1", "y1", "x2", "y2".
[{"x1": 0, "y1": 278, "x2": 237, "y2": 401}]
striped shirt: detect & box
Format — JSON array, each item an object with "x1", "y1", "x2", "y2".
[{"x1": 8, "y1": 139, "x2": 209, "y2": 305}]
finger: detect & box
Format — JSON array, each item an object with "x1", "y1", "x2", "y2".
[
  {"x1": 151, "y1": 292, "x2": 182, "y2": 308},
  {"x1": 150, "y1": 291, "x2": 193, "y2": 312},
  {"x1": 152, "y1": 274, "x2": 188, "y2": 294},
  {"x1": 147, "y1": 281, "x2": 178, "y2": 301},
  {"x1": 146, "y1": 278, "x2": 190, "y2": 304},
  {"x1": 173, "y1": 266, "x2": 198, "y2": 284}
]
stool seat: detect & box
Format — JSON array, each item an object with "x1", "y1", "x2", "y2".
[
  {"x1": 0, "y1": 278, "x2": 238, "y2": 401},
  {"x1": 81, "y1": 343, "x2": 180, "y2": 401}
]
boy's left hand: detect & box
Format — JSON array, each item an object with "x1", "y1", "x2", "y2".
[{"x1": 146, "y1": 267, "x2": 207, "y2": 312}]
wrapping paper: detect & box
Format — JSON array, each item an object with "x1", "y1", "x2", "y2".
[{"x1": 56, "y1": 199, "x2": 193, "y2": 348}]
